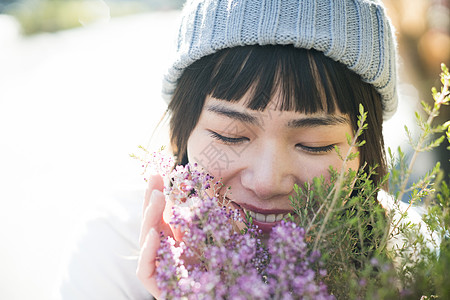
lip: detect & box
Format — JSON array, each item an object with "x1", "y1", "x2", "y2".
[
  {"x1": 237, "y1": 203, "x2": 292, "y2": 215},
  {"x1": 230, "y1": 202, "x2": 292, "y2": 234}
]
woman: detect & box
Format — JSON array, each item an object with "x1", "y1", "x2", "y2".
[{"x1": 137, "y1": 0, "x2": 398, "y2": 298}]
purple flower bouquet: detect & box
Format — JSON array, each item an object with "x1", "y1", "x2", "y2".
[{"x1": 152, "y1": 161, "x2": 334, "y2": 299}]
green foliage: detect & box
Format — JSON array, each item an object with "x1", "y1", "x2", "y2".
[{"x1": 288, "y1": 64, "x2": 450, "y2": 299}]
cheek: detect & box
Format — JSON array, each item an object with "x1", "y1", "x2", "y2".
[
  {"x1": 186, "y1": 132, "x2": 209, "y2": 167},
  {"x1": 293, "y1": 152, "x2": 360, "y2": 183},
  {"x1": 347, "y1": 156, "x2": 360, "y2": 172},
  {"x1": 187, "y1": 133, "x2": 241, "y2": 180},
  {"x1": 293, "y1": 157, "x2": 335, "y2": 182}
]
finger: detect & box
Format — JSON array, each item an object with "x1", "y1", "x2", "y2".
[
  {"x1": 136, "y1": 228, "x2": 162, "y2": 299},
  {"x1": 140, "y1": 189, "x2": 166, "y2": 247},
  {"x1": 143, "y1": 174, "x2": 165, "y2": 216}
]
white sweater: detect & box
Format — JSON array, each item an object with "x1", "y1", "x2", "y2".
[{"x1": 54, "y1": 189, "x2": 152, "y2": 300}]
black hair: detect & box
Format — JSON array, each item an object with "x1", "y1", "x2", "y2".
[{"x1": 169, "y1": 45, "x2": 386, "y2": 184}]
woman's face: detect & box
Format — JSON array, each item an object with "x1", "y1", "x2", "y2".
[{"x1": 187, "y1": 95, "x2": 359, "y2": 233}]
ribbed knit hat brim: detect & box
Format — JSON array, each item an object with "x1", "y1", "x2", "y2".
[{"x1": 162, "y1": 0, "x2": 398, "y2": 120}]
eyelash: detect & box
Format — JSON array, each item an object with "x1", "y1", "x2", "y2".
[
  {"x1": 209, "y1": 131, "x2": 335, "y2": 153},
  {"x1": 208, "y1": 131, "x2": 249, "y2": 145},
  {"x1": 296, "y1": 144, "x2": 336, "y2": 153}
]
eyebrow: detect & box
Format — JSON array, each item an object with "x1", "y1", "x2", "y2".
[
  {"x1": 206, "y1": 104, "x2": 260, "y2": 125},
  {"x1": 206, "y1": 103, "x2": 349, "y2": 128},
  {"x1": 287, "y1": 115, "x2": 349, "y2": 128}
]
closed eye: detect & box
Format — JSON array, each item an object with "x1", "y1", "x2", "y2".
[
  {"x1": 296, "y1": 144, "x2": 335, "y2": 153},
  {"x1": 208, "y1": 131, "x2": 249, "y2": 145}
]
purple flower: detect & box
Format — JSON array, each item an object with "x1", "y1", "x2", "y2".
[
  {"x1": 265, "y1": 221, "x2": 335, "y2": 299},
  {"x1": 151, "y1": 159, "x2": 334, "y2": 299},
  {"x1": 370, "y1": 257, "x2": 379, "y2": 266}
]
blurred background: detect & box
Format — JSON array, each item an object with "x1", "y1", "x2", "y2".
[{"x1": 0, "y1": 0, "x2": 448, "y2": 299}]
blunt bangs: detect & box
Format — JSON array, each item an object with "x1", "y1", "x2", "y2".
[
  {"x1": 206, "y1": 45, "x2": 365, "y2": 115},
  {"x1": 169, "y1": 45, "x2": 386, "y2": 183}
]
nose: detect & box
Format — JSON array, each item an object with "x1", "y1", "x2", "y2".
[{"x1": 240, "y1": 142, "x2": 295, "y2": 200}]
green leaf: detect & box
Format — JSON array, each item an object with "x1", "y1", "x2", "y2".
[
  {"x1": 432, "y1": 87, "x2": 438, "y2": 99},
  {"x1": 421, "y1": 100, "x2": 432, "y2": 115},
  {"x1": 346, "y1": 133, "x2": 352, "y2": 145},
  {"x1": 359, "y1": 103, "x2": 365, "y2": 116},
  {"x1": 442, "y1": 63, "x2": 449, "y2": 75},
  {"x1": 422, "y1": 135, "x2": 445, "y2": 151},
  {"x1": 335, "y1": 145, "x2": 343, "y2": 160},
  {"x1": 404, "y1": 125, "x2": 413, "y2": 144}
]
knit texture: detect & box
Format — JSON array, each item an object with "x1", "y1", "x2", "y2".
[{"x1": 162, "y1": 0, "x2": 398, "y2": 120}]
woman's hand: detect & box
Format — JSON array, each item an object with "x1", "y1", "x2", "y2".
[
  {"x1": 136, "y1": 174, "x2": 170, "y2": 299},
  {"x1": 136, "y1": 173, "x2": 202, "y2": 298}
]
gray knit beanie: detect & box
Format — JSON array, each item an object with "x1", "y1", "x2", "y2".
[{"x1": 162, "y1": 0, "x2": 398, "y2": 120}]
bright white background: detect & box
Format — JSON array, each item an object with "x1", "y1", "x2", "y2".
[
  {"x1": 0, "y1": 11, "x2": 178, "y2": 300},
  {"x1": 0, "y1": 8, "x2": 428, "y2": 300}
]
